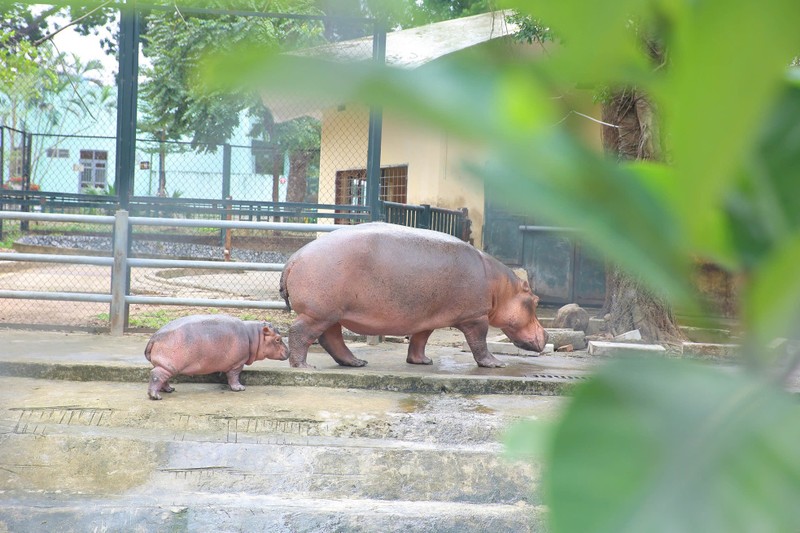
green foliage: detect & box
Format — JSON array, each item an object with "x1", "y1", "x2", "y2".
[
  {"x1": 138, "y1": 0, "x2": 324, "y2": 152},
  {"x1": 0, "y1": 228, "x2": 21, "y2": 249},
  {"x1": 202, "y1": 0, "x2": 800, "y2": 530},
  {"x1": 509, "y1": 357, "x2": 800, "y2": 533}
]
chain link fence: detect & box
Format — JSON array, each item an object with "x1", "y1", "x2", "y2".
[{"x1": 0, "y1": 4, "x2": 379, "y2": 330}]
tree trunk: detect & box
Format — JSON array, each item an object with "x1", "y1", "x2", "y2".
[
  {"x1": 286, "y1": 150, "x2": 311, "y2": 203},
  {"x1": 604, "y1": 265, "x2": 686, "y2": 343},
  {"x1": 600, "y1": 89, "x2": 685, "y2": 343}
]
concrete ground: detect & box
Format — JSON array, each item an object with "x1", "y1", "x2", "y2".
[{"x1": 0, "y1": 327, "x2": 597, "y2": 532}]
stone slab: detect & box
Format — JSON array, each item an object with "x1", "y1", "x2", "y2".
[
  {"x1": 588, "y1": 341, "x2": 666, "y2": 356},
  {"x1": 614, "y1": 329, "x2": 642, "y2": 341},
  {"x1": 546, "y1": 328, "x2": 587, "y2": 350},
  {"x1": 681, "y1": 342, "x2": 739, "y2": 359}
]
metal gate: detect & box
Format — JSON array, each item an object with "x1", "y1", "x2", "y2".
[
  {"x1": 483, "y1": 190, "x2": 605, "y2": 306},
  {"x1": 519, "y1": 226, "x2": 605, "y2": 306}
]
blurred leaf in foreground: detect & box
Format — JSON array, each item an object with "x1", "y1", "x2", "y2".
[{"x1": 523, "y1": 357, "x2": 800, "y2": 533}]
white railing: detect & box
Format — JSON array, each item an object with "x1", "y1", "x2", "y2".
[{"x1": 0, "y1": 210, "x2": 338, "y2": 335}]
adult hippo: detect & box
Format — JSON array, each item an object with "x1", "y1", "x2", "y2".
[{"x1": 279, "y1": 222, "x2": 548, "y2": 368}]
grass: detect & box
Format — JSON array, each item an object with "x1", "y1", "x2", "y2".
[
  {"x1": 95, "y1": 307, "x2": 293, "y2": 331},
  {"x1": 0, "y1": 228, "x2": 22, "y2": 249}
]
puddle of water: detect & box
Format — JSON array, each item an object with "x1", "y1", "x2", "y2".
[{"x1": 397, "y1": 396, "x2": 429, "y2": 413}]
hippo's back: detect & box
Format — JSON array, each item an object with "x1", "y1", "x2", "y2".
[{"x1": 281, "y1": 223, "x2": 490, "y2": 332}]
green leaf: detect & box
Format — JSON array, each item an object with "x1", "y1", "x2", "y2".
[
  {"x1": 544, "y1": 357, "x2": 800, "y2": 533},
  {"x1": 727, "y1": 83, "x2": 800, "y2": 270},
  {"x1": 505, "y1": 418, "x2": 554, "y2": 462},
  {"x1": 661, "y1": 0, "x2": 800, "y2": 252},
  {"x1": 505, "y1": 0, "x2": 653, "y2": 85},
  {"x1": 742, "y1": 234, "x2": 800, "y2": 353},
  {"x1": 474, "y1": 134, "x2": 697, "y2": 308}
]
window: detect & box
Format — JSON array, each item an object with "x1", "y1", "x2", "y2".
[
  {"x1": 335, "y1": 165, "x2": 408, "y2": 224},
  {"x1": 46, "y1": 147, "x2": 69, "y2": 158},
  {"x1": 78, "y1": 149, "x2": 108, "y2": 190}
]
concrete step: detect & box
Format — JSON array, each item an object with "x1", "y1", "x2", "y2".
[
  {"x1": 2, "y1": 432, "x2": 534, "y2": 504},
  {"x1": 0, "y1": 378, "x2": 560, "y2": 531},
  {"x1": 1, "y1": 495, "x2": 545, "y2": 532}
]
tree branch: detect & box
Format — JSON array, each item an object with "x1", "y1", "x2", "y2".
[{"x1": 33, "y1": 1, "x2": 113, "y2": 47}]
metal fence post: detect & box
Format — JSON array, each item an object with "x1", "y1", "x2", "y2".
[
  {"x1": 366, "y1": 24, "x2": 386, "y2": 222},
  {"x1": 114, "y1": 2, "x2": 140, "y2": 210},
  {"x1": 419, "y1": 204, "x2": 431, "y2": 230},
  {"x1": 221, "y1": 144, "x2": 232, "y2": 246},
  {"x1": 110, "y1": 209, "x2": 130, "y2": 335}
]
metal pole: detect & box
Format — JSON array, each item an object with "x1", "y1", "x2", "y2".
[
  {"x1": 221, "y1": 143, "x2": 232, "y2": 246},
  {"x1": 20, "y1": 132, "x2": 30, "y2": 231},
  {"x1": 0, "y1": 127, "x2": 4, "y2": 240},
  {"x1": 365, "y1": 23, "x2": 386, "y2": 222},
  {"x1": 114, "y1": 1, "x2": 140, "y2": 210},
  {"x1": 110, "y1": 210, "x2": 130, "y2": 335}
]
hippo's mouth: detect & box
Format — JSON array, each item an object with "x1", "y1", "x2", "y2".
[{"x1": 512, "y1": 339, "x2": 546, "y2": 353}]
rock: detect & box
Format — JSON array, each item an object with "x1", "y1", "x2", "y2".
[
  {"x1": 587, "y1": 318, "x2": 606, "y2": 336},
  {"x1": 552, "y1": 303, "x2": 590, "y2": 333}
]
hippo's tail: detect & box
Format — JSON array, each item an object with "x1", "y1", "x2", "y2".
[
  {"x1": 279, "y1": 264, "x2": 292, "y2": 311},
  {"x1": 144, "y1": 337, "x2": 156, "y2": 362}
]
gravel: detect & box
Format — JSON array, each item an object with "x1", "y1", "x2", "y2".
[{"x1": 16, "y1": 235, "x2": 290, "y2": 264}]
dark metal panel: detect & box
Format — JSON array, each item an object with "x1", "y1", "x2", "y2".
[
  {"x1": 483, "y1": 215, "x2": 527, "y2": 265},
  {"x1": 522, "y1": 231, "x2": 574, "y2": 304},
  {"x1": 574, "y1": 244, "x2": 607, "y2": 305},
  {"x1": 520, "y1": 226, "x2": 606, "y2": 307}
]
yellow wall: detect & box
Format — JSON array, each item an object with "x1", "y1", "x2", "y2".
[
  {"x1": 318, "y1": 105, "x2": 370, "y2": 206},
  {"x1": 319, "y1": 105, "x2": 489, "y2": 248},
  {"x1": 380, "y1": 113, "x2": 486, "y2": 247}
]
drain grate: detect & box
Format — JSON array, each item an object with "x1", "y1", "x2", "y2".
[{"x1": 526, "y1": 373, "x2": 587, "y2": 381}]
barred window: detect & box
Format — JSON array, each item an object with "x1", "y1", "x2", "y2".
[
  {"x1": 78, "y1": 150, "x2": 108, "y2": 191},
  {"x1": 335, "y1": 165, "x2": 408, "y2": 223}
]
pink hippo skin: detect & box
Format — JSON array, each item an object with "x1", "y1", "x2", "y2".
[
  {"x1": 144, "y1": 314, "x2": 288, "y2": 400},
  {"x1": 279, "y1": 222, "x2": 548, "y2": 369}
]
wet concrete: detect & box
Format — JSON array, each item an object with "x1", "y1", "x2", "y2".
[
  {"x1": 0, "y1": 327, "x2": 583, "y2": 532},
  {"x1": 0, "y1": 328, "x2": 595, "y2": 396}
]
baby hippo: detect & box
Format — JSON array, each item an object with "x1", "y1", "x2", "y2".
[{"x1": 144, "y1": 314, "x2": 289, "y2": 400}]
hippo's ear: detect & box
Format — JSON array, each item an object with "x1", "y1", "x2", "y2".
[
  {"x1": 521, "y1": 280, "x2": 531, "y2": 293},
  {"x1": 262, "y1": 326, "x2": 273, "y2": 337}
]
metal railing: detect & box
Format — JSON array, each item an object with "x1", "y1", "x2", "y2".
[
  {"x1": 0, "y1": 210, "x2": 338, "y2": 335},
  {"x1": 383, "y1": 201, "x2": 471, "y2": 242}
]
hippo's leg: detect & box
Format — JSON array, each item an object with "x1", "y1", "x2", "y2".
[
  {"x1": 225, "y1": 365, "x2": 246, "y2": 391},
  {"x1": 457, "y1": 319, "x2": 508, "y2": 368},
  {"x1": 288, "y1": 315, "x2": 331, "y2": 368},
  {"x1": 318, "y1": 323, "x2": 367, "y2": 367},
  {"x1": 148, "y1": 367, "x2": 174, "y2": 400},
  {"x1": 407, "y1": 330, "x2": 434, "y2": 365}
]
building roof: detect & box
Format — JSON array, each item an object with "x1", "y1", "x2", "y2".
[
  {"x1": 294, "y1": 10, "x2": 519, "y2": 69},
  {"x1": 264, "y1": 11, "x2": 519, "y2": 122}
]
